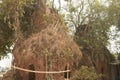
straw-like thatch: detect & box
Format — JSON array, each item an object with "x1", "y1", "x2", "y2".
[
  {"x1": 2, "y1": 1, "x2": 82, "y2": 80},
  {"x1": 12, "y1": 27, "x2": 82, "y2": 80}
]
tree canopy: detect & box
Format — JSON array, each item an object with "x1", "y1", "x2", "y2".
[
  {"x1": 0, "y1": 0, "x2": 120, "y2": 58},
  {"x1": 55, "y1": 0, "x2": 120, "y2": 54},
  {"x1": 0, "y1": 0, "x2": 35, "y2": 58}
]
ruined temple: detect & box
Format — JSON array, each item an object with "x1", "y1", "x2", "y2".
[
  {"x1": 3, "y1": 0, "x2": 82, "y2": 80},
  {"x1": 78, "y1": 45, "x2": 114, "y2": 80},
  {"x1": 75, "y1": 24, "x2": 114, "y2": 80},
  {"x1": 110, "y1": 55, "x2": 120, "y2": 80},
  {"x1": 94, "y1": 48, "x2": 114, "y2": 80}
]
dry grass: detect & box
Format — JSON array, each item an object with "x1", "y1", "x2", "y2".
[
  {"x1": 10, "y1": 4, "x2": 82, "y2": 80},
  {"x1": 12, "y1": 27, "x2": 82, "y2": 80}
]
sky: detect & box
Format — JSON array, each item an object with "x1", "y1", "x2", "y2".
[
  {"x1": 107, "y1": 26, "x2": 120, "y2": 53},
  {"x1": 0, "y1": 53, "x2": 13, "y2": 68}
]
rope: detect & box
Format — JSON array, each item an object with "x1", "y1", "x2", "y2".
[{"x1": 11, "y1": 65, "x2": 70, "y2": 74}]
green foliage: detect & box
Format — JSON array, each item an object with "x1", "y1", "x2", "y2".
[
  {"x1": 60, "y1": 0, "x2": 120, "y2": 48},
  {"x1": 107, "y1": 0, "x2": 120, "y2": 30},
  {"x1": 2, "y1": 0, "x2": 34, "y2": 15},
  {"x1": 0, "y1": 10, "x2": 13, "y2": 58},
  {"x1": 42, "y1": 48, "x2": 52, "y2": 56},
  {"x1": 0, "y1": 0, "x2": 35, "y2": 58},
  {"x1": 72, "y1": 66, "x2": 102, "y2": 80},
  {"x1": 20, "y1": 2, "x2": 35, "y2": 38},
  {"x1": 56, "y1": 0, "x2": 119, "y2": 70},
  {"x1": 2, "y1": 0, "x2": 35, "y2": 29}
]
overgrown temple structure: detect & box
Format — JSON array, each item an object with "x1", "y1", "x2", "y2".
[{"x1": 3, "y1": 0, "x2": 82, "y2": 80}]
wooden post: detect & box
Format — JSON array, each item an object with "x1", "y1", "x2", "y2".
[{"x1": 67, "y1": 63, "x2": 69, "y2": 80}]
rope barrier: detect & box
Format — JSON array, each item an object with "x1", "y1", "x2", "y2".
[{"x1": 11, "y1": 65, "x2": 70, "y2": 74}]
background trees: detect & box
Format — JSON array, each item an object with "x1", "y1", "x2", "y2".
[
  {"x1": 0, "y1": 0, "x2": 35, "y2": 58},
  {"x1": 55, "y1": 0, "x2": 120, "y2": 54}
]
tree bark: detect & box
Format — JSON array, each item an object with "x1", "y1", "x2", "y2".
[
  {"x1": 14, "y1": 12, "x2": 23, "y2": 42},
  {"x1": 36, "y1": 0, "x2": 47, "y2": 14}
]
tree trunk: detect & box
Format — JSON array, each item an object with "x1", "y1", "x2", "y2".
[{"x1": 36, "y1": 0, "x2": 47, "y2": 14}]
